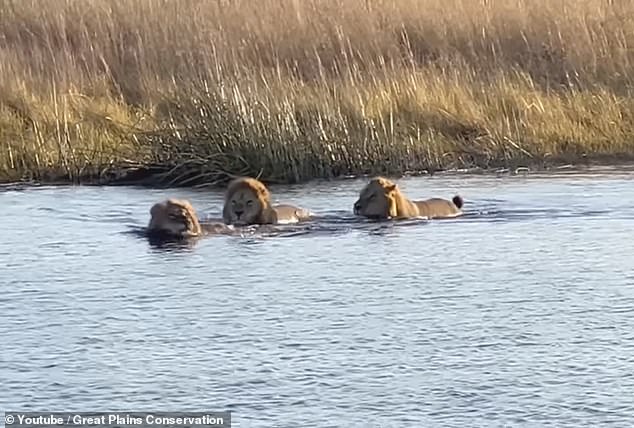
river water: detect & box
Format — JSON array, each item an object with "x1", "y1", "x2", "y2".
[{"x1": 2, "y1": 167, "x2": 634, "y2": 427}]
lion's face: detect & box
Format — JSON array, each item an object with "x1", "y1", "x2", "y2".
[
  {"x1": 353, "y1": 177, "x2": 399, "y2": 219},
  {"x1": 222, "y1": 177, "x2": 272, "y2": 226},
  {"x1": 148, "y1": 199, "x2": 202, "y2": 238},
  {"x1": 224, "y1": 187, "x2": 265, "y2": 225}
]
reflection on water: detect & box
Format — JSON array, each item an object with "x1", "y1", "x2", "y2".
[{"x1": 2, "y1": 167, "x2": 634, "y2": 427}]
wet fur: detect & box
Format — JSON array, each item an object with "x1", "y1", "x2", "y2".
[
  {"x1": 148, "y1": 198, "x2": 231, "y2": 239},
  {"x1": 148, "y1": 199, "x2": 202, "y2": 238},
  {"x1": 354, "y1": 177, "x2": 463, "y2": 220},
  {"x1": 222, "y1": 177, "x2": 311, "y2": 225}
]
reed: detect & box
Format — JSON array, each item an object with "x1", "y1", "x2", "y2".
[{"x1": 1, "y1": 0, "x2": 633, "y2": 185}]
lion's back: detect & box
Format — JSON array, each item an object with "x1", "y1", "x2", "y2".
[
  {"x1": 272, "y1": 204, "x2": 312, "y2": 223},
  {"x1": 414, "y1": 198, "x2": 463, "y2": 219}
]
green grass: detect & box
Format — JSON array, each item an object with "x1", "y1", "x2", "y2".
[{"x1": 2, "y1": 0, "x2": 634, "y2": 185}]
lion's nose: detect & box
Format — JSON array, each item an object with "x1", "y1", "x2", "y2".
[{"x1": 234, "y1": 209, "x2": 244, "y2": 218}]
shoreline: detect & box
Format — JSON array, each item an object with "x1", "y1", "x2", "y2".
[{"x1": 3, "y1": 157, "x2": 633, "y2": 190}]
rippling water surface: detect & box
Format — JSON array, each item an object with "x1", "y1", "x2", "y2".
[{"x1": 2, "y1": 167, "x2": 634, "y2": 427}]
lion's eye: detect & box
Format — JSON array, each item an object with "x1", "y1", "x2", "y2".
[
  {"x1": 368, "y1": 194, "x2": 375, "y2": 200},
  {"x1": 231, "y1": 200, "x2": 237, "y2": 206},
  {"x1": 246, "y1": 200, "x2": 253, "y2": 207}
]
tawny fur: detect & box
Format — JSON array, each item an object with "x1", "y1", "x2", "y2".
[
  {"x1": 148, "y1": 198, "x2": 203, "y2": 237},
  {"x1": 148, "y1": 198, "x2": 231, "y2": 238},
  {"x1": 353, "y1": 177, "x2": 463, "y2": 220},
  {"x1": 222, "y1": 177, "x2": 311, "y2": 225}
]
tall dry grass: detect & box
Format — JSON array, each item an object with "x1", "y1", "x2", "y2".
[{"x1": 1, "y1": 0, "x2": 634, "y2": 184}]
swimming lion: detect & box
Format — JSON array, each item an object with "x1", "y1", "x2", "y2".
[
  {"x1": 353, "y1": 177, "x2": 464, "y2": 220},
  {"x1": 222, "y1": 177, "x2": 312, "y2": 226},
  {"x1": 148, "y1": 198, "x2": 230, "y2": 239}
]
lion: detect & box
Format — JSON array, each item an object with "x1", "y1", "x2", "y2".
[
  {"x1": 147, "y1": 198, "x2": 231, "y2": 239},
  {"x1": 222, "y1": 177, "x2": 312, "y2": 226},
  {"x1": 353, "y1": 177, "x2": 464, "y2": 220}
]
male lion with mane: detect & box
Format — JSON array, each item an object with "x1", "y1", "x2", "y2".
[
  {"x1": 222, "y1": 177, "x2": 311, "y2": 226},
  {"x1": 353, "y1": 177, "x2": 464, "y2": 220},
  {"x1": 148, "y1": 198, "x2": 231, "y2": 239}
]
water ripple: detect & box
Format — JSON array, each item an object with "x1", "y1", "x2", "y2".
[{"x1": 2, "y1": 170, "x2": 634, "y2": 427}]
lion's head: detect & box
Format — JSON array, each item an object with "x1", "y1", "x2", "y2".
[
  {"x1": 353, "y1": 177, "x2": 420, "y2": 219},
  {"x1": 222, "y1": 177, "x2": 276, "y2": 225},
  {"x1": 353, "y1": 177, "x2": 400, "y2": 219},
  {"x1": 147, "y1": 198, "x2": 202, "y2": 238}
]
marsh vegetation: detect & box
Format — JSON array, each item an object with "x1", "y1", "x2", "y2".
[{"x1": 2, "y1": 0, "x2": 634, "y2": 185}]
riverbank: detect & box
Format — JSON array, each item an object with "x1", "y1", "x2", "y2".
[{"x1": 2, "y1": 0, "x2": 634, "y2": 186}]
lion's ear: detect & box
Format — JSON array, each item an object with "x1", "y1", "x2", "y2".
[
  {"x1": 150, "y1": 202, "x2": 163, "y2": 216},
  {"x1": 386, "y1": 183, "x2": 397, "y2": 193}
]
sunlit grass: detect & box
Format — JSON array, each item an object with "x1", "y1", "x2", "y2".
[{"x1": 1, "y1": 0, "x2": 633, "y2": 184}]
